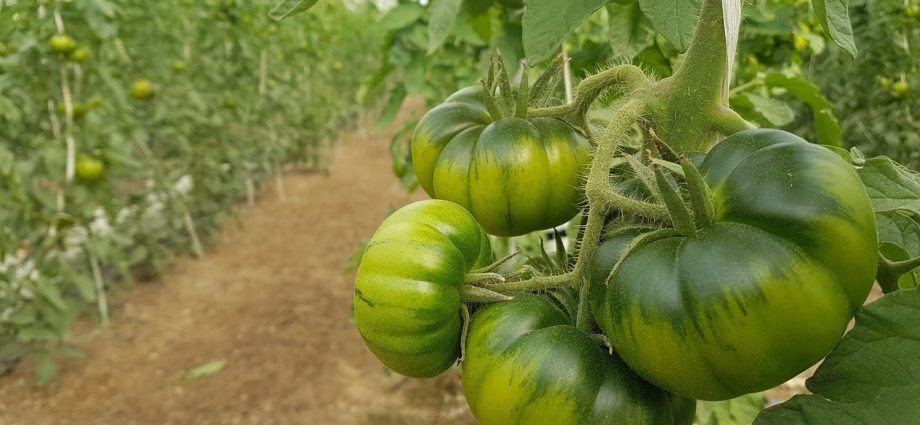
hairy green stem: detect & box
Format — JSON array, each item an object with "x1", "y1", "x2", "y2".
[
  {"x1": 528, "y1": 65, "x2": 650, "y2": 121},
  {"x1": 465, "y1": 272, "x2": 506, "y2": 286},
  {"x1": 461, "y1": 284, "x2": 514, "y2": 303},
  {"x1": 710, "y1": 105, "x2": 755, "y2": 135},
  {"x1": 653, "y1": 165, "x2": 695, "y2": 235},
  {"x1": 515, "y1": 61, "x2": 529, "y2": 118},
  {"x1": 483, "y1": 271, "x2": 576, "y2": 294},
  {"x1": 575, "y1": 276, "x2": 592, "y2": 332}
]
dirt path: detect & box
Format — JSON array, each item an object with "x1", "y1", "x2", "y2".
[{"x1": 0, "y1": 104, "x2": 476, "y2": 425}]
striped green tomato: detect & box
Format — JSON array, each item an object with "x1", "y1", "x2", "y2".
[
  {"x1": 593, "y1": 129, "x2": 878, "y2": 400},
  {"x1": 354, "y1": 200, "x2": 492, "y2": 378},
  {"x1": 463, "y1": 295, "x2": 696, "y2": 425},
  {"x1": 411, "y1": 86, "x2": 591, "y2": 237}
]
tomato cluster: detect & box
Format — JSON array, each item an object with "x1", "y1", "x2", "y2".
[{"x1": 354, "y1": 75, "x2": 877, "y2": 422}]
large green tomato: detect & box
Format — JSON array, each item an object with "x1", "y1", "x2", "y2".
[
  {"x1": 463, "y1": 295, "x2": 696, "y2": 425},
  {"x1": 593, "y1": 129, "x2": 878, "y2": 401},
  {"x1": 411, "y1": 86, "x2": 591, "y2": 237},
  {"x1": 354, "y1": 200, "x2": 492, "y2": 378}
]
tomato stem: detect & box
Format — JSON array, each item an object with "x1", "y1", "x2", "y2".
[
  {"x1": 471, "y1": 250, "x2": 520, "y2": 274},
  {"x1": 460, "y1": 284, "x2": 514, "y2": 303},
  {"x1": 465, "y1": 272, "x2": 506, "y2": 286},
  {"x1": 458, "y1": 304, "x2": 470, "y2": 363},
  {"x1": 575, "y1": 276, "x2": 592, "y2": 332},
  {"x1": 482, "y1": 271, "x2": 575, "y2": 294},
  {"x1": 877, "y1": 254, "x2": 920, "y2": 293},
  {"x1": 494, "y1": 50, "x2": 515, "y2": 117}
]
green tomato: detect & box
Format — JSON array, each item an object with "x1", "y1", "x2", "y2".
[
  {"x1": 131, "y1": 79, "x2": 154, "y2": 99},
  {"x1": 75, "y1": 155, "x2": 105, "y2": 183},
  {"x1": 892, "y1": 80, "x2": 911, "y2": 98},
  {"x1": 411, "y1": 86, "x2": 591, "y2": 236},
  {"x1": 353, "y1": 200, "x2": 492, "y2": 378},
  {"x1": 69, "y1": 47, "x2": 90, "y2": 62},
  {"x1": 463, "y1": 295, "x2": 696, "y2": 425},
  {"x1": 906, "y1": 5, "x2": 920, "y2": 18},
  {"x1": 593, "y1": 129, "x2": 878, "y2": 401},
  {"x1": 879, "y1": 76, "x2": 892, "y2": 90},
  {"x1": 49, "y1": 34, "x2": 76, "y2": 53}
]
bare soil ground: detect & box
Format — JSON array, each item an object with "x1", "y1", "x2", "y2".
[
  {"x1": 0, "y1": 101, "x2": 875, "y2": 424},
  {"x1": 0, "y1": 102, "x2": 476, "y2": 425}
]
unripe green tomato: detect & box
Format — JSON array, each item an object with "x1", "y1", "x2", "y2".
[
  {"x1": 69, "y1": 47, "x2": 90, "y2": 62},
  {"x1": 130, "y1": 79, "x2": 154, "y2": 100},
  {"x1": 593, "y1": 129, "x2": 878, "y2": 401},
  {"x1": 411, "y1": 86, "x2": 592, "y2": 237},
  {"x1": 354, "y1": 200, "x2": 492, "y2": 378},
  {"x1": 879, "y1": 76, "x2": 892, "y2": 90},
  {"x1": 906, "y1": 5, "x2": 920, "y2": 18},
  {"x1": 463, "y1": 295, "x2": 696, "y2": 425},
  {"x1": 172, "y1": 60, "x2": 187, "y2": 73},
  {"x1": 793, "y1": 35, "x2": 809, "y2": 51},
  {"x1": 892, "y1": 80, "x2": 911, "y2": 98},
  {"x1": 75, "y1": 155, "x2": 105, "y2": 183},
  {"x1": 57, "y1": 102, "x2": 89, "y2": 118},
  {"x1": 49, "y1": 34, "x2": 76, "y2": 53}
]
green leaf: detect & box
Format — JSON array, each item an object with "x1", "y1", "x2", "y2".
[
  {"x1": 857, "y1": 156, "x2": 920, "y2": 216},
  {"x1": 380, "y1": 3, "x2": 425, "y2": 30},
  {"x1": 744, "y1": 94, "x2": 794, "y2": 126},
  {"x1": 184, "y1": 360, "x2": 226, "y2": 380},
  {"x1": 607, "y1": 2, "x2": 654, "y2": 60},
  {"x1": 810, "y1": 0, "x2": 857, "y2": 57},
  {"x1": 638, "y1": 0, "x2": 700, "y2": 52},
  {"x1": 764, "y1": 72, "x2": 841, "y2": 146},
  {"x1": 755, "y1": 289, "x2": 920, "y2": 424},
  {"x1": 374, "y1": 85, "x2": 407, "y2": 129},
  {"x1": 522, "y1": 0, "x2": 611, "y2": 64},
  {"x1": 269, "y1": 0, "x2": 320, "y2": 21},
  {"x1": 36, "y1": 354, "x2": 58, "y2": 386},
  {"x1": 695, "y1": 393, "x2": 765, "y2": 425},
  {"x1": 428, "y1": 0, "x2": 465, "y2": 54}
]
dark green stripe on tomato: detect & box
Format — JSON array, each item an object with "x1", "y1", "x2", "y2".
[
  {"x1": 594, "y1": 129, "x2": 878, "y2": 401},
  {"x1": 463, "y1": 295, "x2": 695, "y2": 425},
  {"x1": 411, "y1": 86, "x2": 591, "y2": 236},
  {"x1": 354, "y1": 200, "x2": 492, "y2": 378}
]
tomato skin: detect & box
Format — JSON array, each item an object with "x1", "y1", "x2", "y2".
[
  {"x1": 49, "y1": 34, "x2": 76, "y2": 53},
  {"x1": 412, "y1": 86, "x2": 591, "y2": 236},
  {"x1": 131, "y1": 79, "x2": 154, "y2": 99},
  {"x1": 463, "y1": 295, "x2": 695, "y2": 425},
  {"x1": 593, "y1": 129, "x2": 878, "y2": 401},
  {"x1": 75, "y1": 155, "x2": 105, "y2": 183},
  {"x1": 354, "y1": 200, "x2": 492, "y2": 378}
]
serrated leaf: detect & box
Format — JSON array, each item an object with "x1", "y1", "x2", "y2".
[
  {"x1": 638, "y1": 0, "x2": 700, "y2": 52},
  {"x1": 269, "y1": 0, "x2": 320, "y2": 21},
  {"x1": 607, "y1": 2, "x2": 654, "y2": 60},
  {"x1": 755, "y1": 289, "x2": 920, "y2": 424},
  {"x1": 857, "y1": 156, "x2": 920, "y2": 216},
  {"x1": 810, "y1": 0, "x2": 857, "y2": 57},
  {"x1": 184, "y1": 360, "x2": 226, "y2": 380},
  {"x1": 522, "y1": 0, "x2": 610, "y2": 64},
  {"x1": 744, "y1": 94, "x2": 794, "y2": 126},
  {"x1": 428, "y1": 0, "x2": 464, "y2": 54}
]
